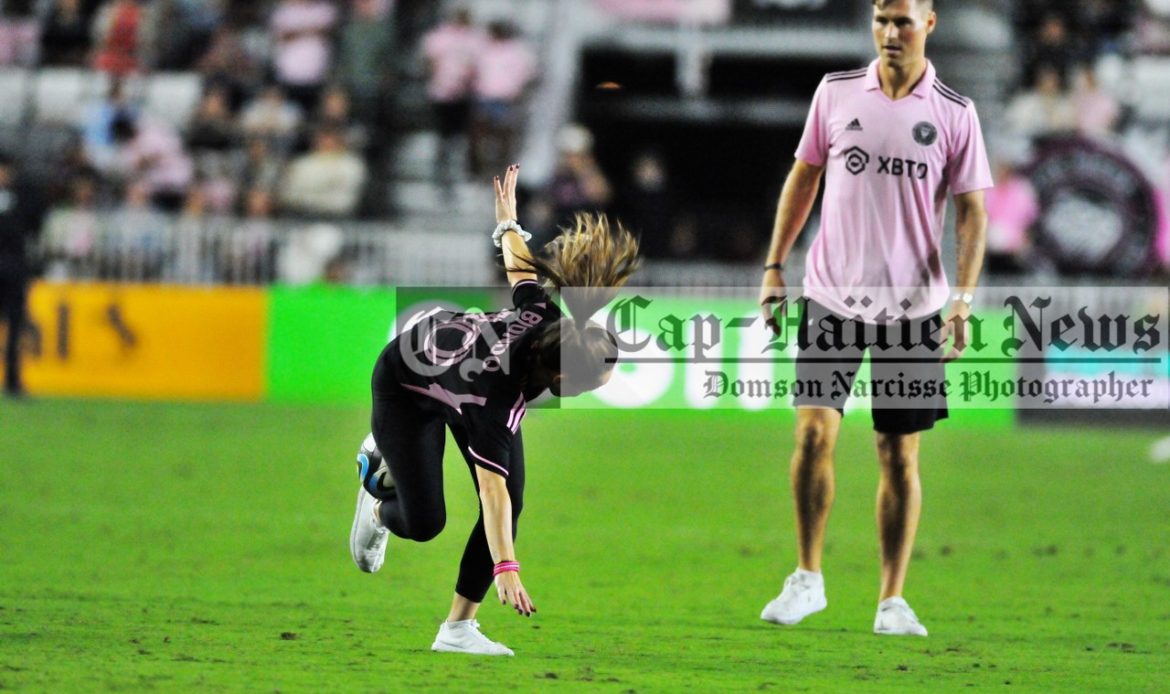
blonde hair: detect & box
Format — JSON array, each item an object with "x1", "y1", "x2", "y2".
[{"x1": 512, "y1": 213, "x2": 641, "y2": 389}]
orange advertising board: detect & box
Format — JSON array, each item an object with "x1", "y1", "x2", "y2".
[{"x1": 21, "y1": 282, "x2": 267, "y2": 401}]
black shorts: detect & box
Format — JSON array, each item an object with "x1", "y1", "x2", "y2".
[{"x1": 793, "y1": 299, "x2": 949, "y2": 434}]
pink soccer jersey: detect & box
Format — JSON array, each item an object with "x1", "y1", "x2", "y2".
[{"x1": 795, "y1": 59, "x2": 993, "y2": 320}]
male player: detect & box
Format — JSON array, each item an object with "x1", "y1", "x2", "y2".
[{"x1": 757, "y1": 0, "x2": 991, "y2": 636}]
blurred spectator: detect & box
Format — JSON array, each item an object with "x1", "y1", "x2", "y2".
[
  {"x1": 153, "y1": 0, "x2": 224, "y2": 69},
  {"x1": 337, "y1": 0, "x2": 395, "y2": 123},
  {"x1": 80, "y1": 78, "x2": 137, "y2": 174},
  {"x1": 223, "y1": 187, "x2": 276, "y2": 283},
  {"x1": 278, "y1": 221, "x2": 343, "y2": 284},
  {"x1": 1024, "y1": 12, "x2": 1076, "y2": 88},
  {"x1": 312, "y1": 84, "x2": 369, "y2": 153},
  {"x1": 278, "y1": 126, "x2": 368, "y2": 218},
  {"x1": 40, "y1": 0, "x2": 93, "y2": 66},
  {"x1": 470, "y1": 20, "x2": 536, "y2": 177},
  {"x1": 0, "y1": 0, "x2": 39, "y2": 67},
  {"x1": 240, "y1": 85, "x2": 304, "y2": 155},
  {"x1": 240, "y1": 136, "x2": 285, "y2": 194},
  {"x1": 187, "y1": 86, "x2": 238, "y2": 153},
  {"x1": 1005, "y1": 63, "x2": 1077, "y2": 139},
  {"x1": 197, "y1": 26, "x2": 262, "y2": 107},
  {"x1": 422, "y1": 6, "x2": 483, "y2": 199},
  {"x1": 1137, "y1": 0, "x2": 1170, "y2": 53},
  {"x1": 91, "y1": 0, "x2": 155, "y2": 75},
  {"x1": 112, "y1": 113, "x2": 195, "y2": 211},
  {"x1": 269, "y1": 0, "x2": 339, "y2": 112},
  {"x1": 170, "y1": 184, "x2": 209, "y2": 282},
  {"x1": 107, "y1": 181, "x2": 168, "y2": 279},
  {"x1": 43, "y1": 172, "x2": 101, "y2": 279},
  {"x1": 984, "y1": 160, "x2": 1040, "y2": 275},
  {"x1": 1071, "y1": 64, "x2": 1121, "y2": 137},
  {"x1": 0, "y1": 153, "x2": 47, "y2": 398},
  {"x1": 618, "y1": 150, "x2": 675, "y2": 258},
  {"x1": 544, "y1": 124, "x2": 612, "y2": 243}
]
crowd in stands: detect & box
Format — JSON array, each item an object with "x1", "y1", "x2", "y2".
[
  {"x1": 988, "y1": 0, "x2": 1170, "y2": 276},
  {"x1": 0, "y1": 0, "x2": 395, "y2": 224},
  {"x1": 421, "y1": 6, "x2": 536, "y2": 202}
]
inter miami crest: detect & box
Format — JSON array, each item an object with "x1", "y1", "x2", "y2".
[{"x1": 912, "y1": 121, "x2": 938, "y2": 146}]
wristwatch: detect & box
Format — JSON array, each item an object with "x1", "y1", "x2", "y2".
[{"x1": 951, "y1": 291, "x2": 975, "y2": 305}]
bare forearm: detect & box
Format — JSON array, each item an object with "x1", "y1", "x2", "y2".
[
  {"x1": 479, "y1": 488, "x2": 516, "y2": 563},
  {"x1": 765, "y1": 163, "x2": 822, "y2": 266},
  {"x1": 500, "y1": 229, "x2": 533, "y2": 272},
  {"x1": 953, "y1": 199, "x2": 988, "y2": 293}
]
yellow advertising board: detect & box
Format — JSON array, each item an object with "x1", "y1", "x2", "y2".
[{"x1": 21, "y1": 282, "x2": 267, "y2": 401}]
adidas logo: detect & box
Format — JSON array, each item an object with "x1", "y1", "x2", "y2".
[{"x1": 846, "y1": 118, "x2": 863, "y2": 131}]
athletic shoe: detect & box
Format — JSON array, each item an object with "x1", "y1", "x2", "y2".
[
  {"x1": 349, "y1": 486, "x2": 388, "y2": 573},
  {"x1": 431, "y1": 620, "x2": 514, "y2": 656},
  {"x1": 760, "y1": 569, "x2": 827, "y2": 625},
  {"x1": 873, "y1": 597, "x2": 928, "y2": 636}
]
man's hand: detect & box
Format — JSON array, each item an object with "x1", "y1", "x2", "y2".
[
  {"x1": 494, "y1": 164, "x2": 519, "y2": 224},
  {"x1": 495, "y1": 571, "x2": 536, "y2": 617},
  {"x1": 939, "y1": 299, "x2": 972, "y2": 363},
  {"x1": 759, "y1": 268, "x2": 788, "y2": 336}
]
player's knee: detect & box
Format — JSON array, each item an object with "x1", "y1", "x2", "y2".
[
  {"x1": 877, "y1": 434, "x2": 919, "y2": 478},
  {"x1": 794, "y1": 415, "x2": 835, "y2": 462},
  {"x1": 405, "y1": 511, "x2": 446, "y2": 542}
]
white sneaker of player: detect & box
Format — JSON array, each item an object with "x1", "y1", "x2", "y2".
[
  {"x1": 431, "y1": 620, "x2": 515, "y2": 656},
  {"x1": 873, "y1": 597, "x2": 928, "y2": 636},
  {"x1": 349, "y1": 487, "x2": 388, "y2": 573},
  {"x1": 760, "y1": 569, "x2": 827, "y2": 625}
]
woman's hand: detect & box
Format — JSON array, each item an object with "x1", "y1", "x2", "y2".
[
  {"x1": 495, "y1": 570, "x2": 536, "y2": 617},
  {"x1": 494, "y1": 164, "x2": 519, "y2": 224}
]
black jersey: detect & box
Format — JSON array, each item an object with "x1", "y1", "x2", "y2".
[{"x1": 384, "y1": 279, "x2": 562, "y2": 477}]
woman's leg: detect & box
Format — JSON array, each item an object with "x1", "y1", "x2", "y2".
[{"x1": 369, "y1": 358, "x2": 449, "y2": 541}]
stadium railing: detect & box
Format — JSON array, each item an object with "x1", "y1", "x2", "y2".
[{"x1": 39, "y1": 212, "x2": 495, "y2": 287}]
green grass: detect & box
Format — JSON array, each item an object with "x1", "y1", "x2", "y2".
[{"x1": 1, "y1": 400, "x2": 1168, "y2": 692}]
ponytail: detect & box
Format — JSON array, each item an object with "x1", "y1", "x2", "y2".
[{"x1": 509, "y1": 213, "x2": 641, "y2": 391}]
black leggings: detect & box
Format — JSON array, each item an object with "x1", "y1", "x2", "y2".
[{"x1": 370, "y1": 365, "x2": 525, "y2": 603}]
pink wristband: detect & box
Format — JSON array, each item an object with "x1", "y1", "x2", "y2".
[{"x1": 492, "y1": 561, "x2": 520, "y2": 577}]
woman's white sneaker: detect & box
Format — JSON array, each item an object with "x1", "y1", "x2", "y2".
[
  {"x1": 873, "y1": 597, "x2": 928, "y2": 636},
  {"x1": 431, "y1": 620, "x2": 515, "y2": 656},
  {"x1": 349, "y1": 487, "x2": 388, "y2": 573}
]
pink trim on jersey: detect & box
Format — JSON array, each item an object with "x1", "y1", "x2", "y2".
[
  {"x1": 468, "y1": 447, "x2": 509, "y2": 476},
  {"x1": 400, "y1": 382, "x2": 487, "y2": 415},
  {"x1": 795, "y1": 59, "x2": 994, "y2": 320},
  {"x1": 505, "y1": 393, "x2": 526, "y2": 433}
]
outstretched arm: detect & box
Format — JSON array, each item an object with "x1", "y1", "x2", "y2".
[
  {"x1": 759, "y1": 159, "x2": 824, "y2": 331},
  {"x1": 475, "y1": 465, "x2": 536, "y2": 616},
  {"x1": 495, "y1": 164, "x2": 538, "y2": 287}
]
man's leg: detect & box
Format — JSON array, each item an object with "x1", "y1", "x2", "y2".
[
  {"x1": 872, "y1": 431, "x2": 928, "y2": 636},
  {"x1": 761, "y1": 406, "x2": 841, "y2": 625},
  {"x1": 792, "y1": 407, "x2": 842, "y2": 571},
  {"x1": 875, "y1": 432, "x2": 921, "y2": 599}
]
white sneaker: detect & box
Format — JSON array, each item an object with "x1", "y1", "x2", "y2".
[
  {"x1": 874, "y1": 597, "x2": 928, "y2": 636},
  {"x1": 760, "y1": 569, "x2": 827, "y2": 625},
  {"x1": 349, "y1": 486, "x2": 388, "y2": 573},
  {"x1": 431, "y1": 620, "x2": 514, "y2": 656}
]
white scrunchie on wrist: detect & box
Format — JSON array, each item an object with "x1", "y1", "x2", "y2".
[{"x1": 492, "y1": 220, "x2": 531, "y2": 248}]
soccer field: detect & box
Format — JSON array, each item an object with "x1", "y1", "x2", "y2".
[{"x1": 1, "y1": 400, "x2": 1167, "y2": 692}]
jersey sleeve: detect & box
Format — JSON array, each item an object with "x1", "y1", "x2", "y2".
[
  {"x1": 946, "y1": 101, "x2": 994, "y2": 195},
  {"x1": 511, "y1": 279, "x2": 562, "y2": 321},
  {"x1": 794, "y1": 78, "x2": 830, "y2": 166}
]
